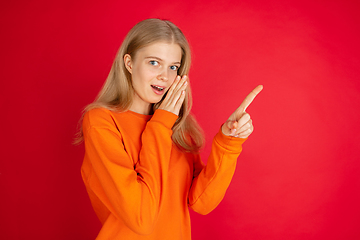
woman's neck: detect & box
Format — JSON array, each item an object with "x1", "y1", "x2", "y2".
[{"x1": 129, "y1": 102, "x2": 153, "y2": 115}]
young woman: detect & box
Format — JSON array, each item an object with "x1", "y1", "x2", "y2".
[{"x1": 76, "y1": 18, "x2": 262, "y2": 239}]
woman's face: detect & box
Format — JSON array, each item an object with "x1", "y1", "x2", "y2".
[{"x1": 124, "y1": 42, "x2": 182, "y2": 114}]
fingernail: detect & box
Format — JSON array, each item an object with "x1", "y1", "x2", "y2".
[{"x1": 184, "y1": 81, "x2": 188, "y2": 86}]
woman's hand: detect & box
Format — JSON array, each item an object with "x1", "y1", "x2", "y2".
[
  {"x1": 158, "y1": 75, "x2": 188, "y2": 116},
  {"x1": 222, "y1": 85, "x2": 263, "y2": 138}
]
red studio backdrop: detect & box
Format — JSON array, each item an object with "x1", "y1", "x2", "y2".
[{"x1": 1, "y1": 0, "x2": 360, "y2": 239}]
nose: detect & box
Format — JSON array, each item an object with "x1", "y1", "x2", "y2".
[{"x1": 157, "y1": 68, "x2": 169, "y2": 81}]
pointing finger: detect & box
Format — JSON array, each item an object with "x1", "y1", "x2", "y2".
[{"x1": 237, "y1": 85, "x2": 263, "y2": 113}]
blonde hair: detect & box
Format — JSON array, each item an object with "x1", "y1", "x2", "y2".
[{"x1": 75, "y1": 18, "x2": 204, "y2": 153}]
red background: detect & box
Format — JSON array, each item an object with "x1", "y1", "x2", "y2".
[{"x1": 1, "y1": 0, "x2": 360, "y2": 239}]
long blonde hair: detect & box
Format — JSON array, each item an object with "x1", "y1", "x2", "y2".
[{"x1": 75, "y1": 19, "x2": 204, "y2": 153}]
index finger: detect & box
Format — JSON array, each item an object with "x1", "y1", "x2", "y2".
[{"x1": 237, "y1": 85, "x2": 263, "y2": 113}]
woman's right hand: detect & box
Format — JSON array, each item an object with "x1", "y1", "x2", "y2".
[{"x1": 158, "y1": 75, "x2": 188, "y2": 116}]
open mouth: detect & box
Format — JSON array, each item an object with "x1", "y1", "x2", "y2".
[{"x1": 151, "y1": 85, "x2": 164, "y2": 91}]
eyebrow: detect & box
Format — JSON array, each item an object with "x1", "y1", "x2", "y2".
[{"x1": 145, "y1": 56, "x2": 181, "y2": 65}]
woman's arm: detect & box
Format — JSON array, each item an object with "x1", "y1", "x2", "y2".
[
  {"x1": 188, "y1": 130, "x2": 246, "y2": 214},
  {"x1": 188, "y1": 85, "x2": 263, "y2": 214},
  {"x1": 82, "y1": 109, "x2": 177, "y2": 235}
]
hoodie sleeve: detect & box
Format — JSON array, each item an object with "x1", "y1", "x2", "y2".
[
  {"x1": 82, "y1": 109, "x2": 177, "y2": 235},
  {"x1": 188, "y1": 128, "x2": 247, "y2": 215}
]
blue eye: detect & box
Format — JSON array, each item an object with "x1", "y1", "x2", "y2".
[
  {"x1": 150, "y1": 61, "x2": 159, "y2": 66},
  {"x1": 170, "y1": 65, "x2": 179, "y2": 71}
]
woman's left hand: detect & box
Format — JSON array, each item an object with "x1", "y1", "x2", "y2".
[
  {"x1": 221, "y1": 85, "x2": 263, "y2": 138},
  {"x1": 158, "y1": 75, "x2": 188, "y2": 116}
]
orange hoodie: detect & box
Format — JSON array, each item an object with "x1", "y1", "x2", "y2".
[{"x1": 81, "y1": 108, "x2": 246, "y2": 239}]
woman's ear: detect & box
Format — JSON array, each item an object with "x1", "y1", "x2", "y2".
[{"x1": 124, "y1": 54, "x2": 133, "y2": 74}]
